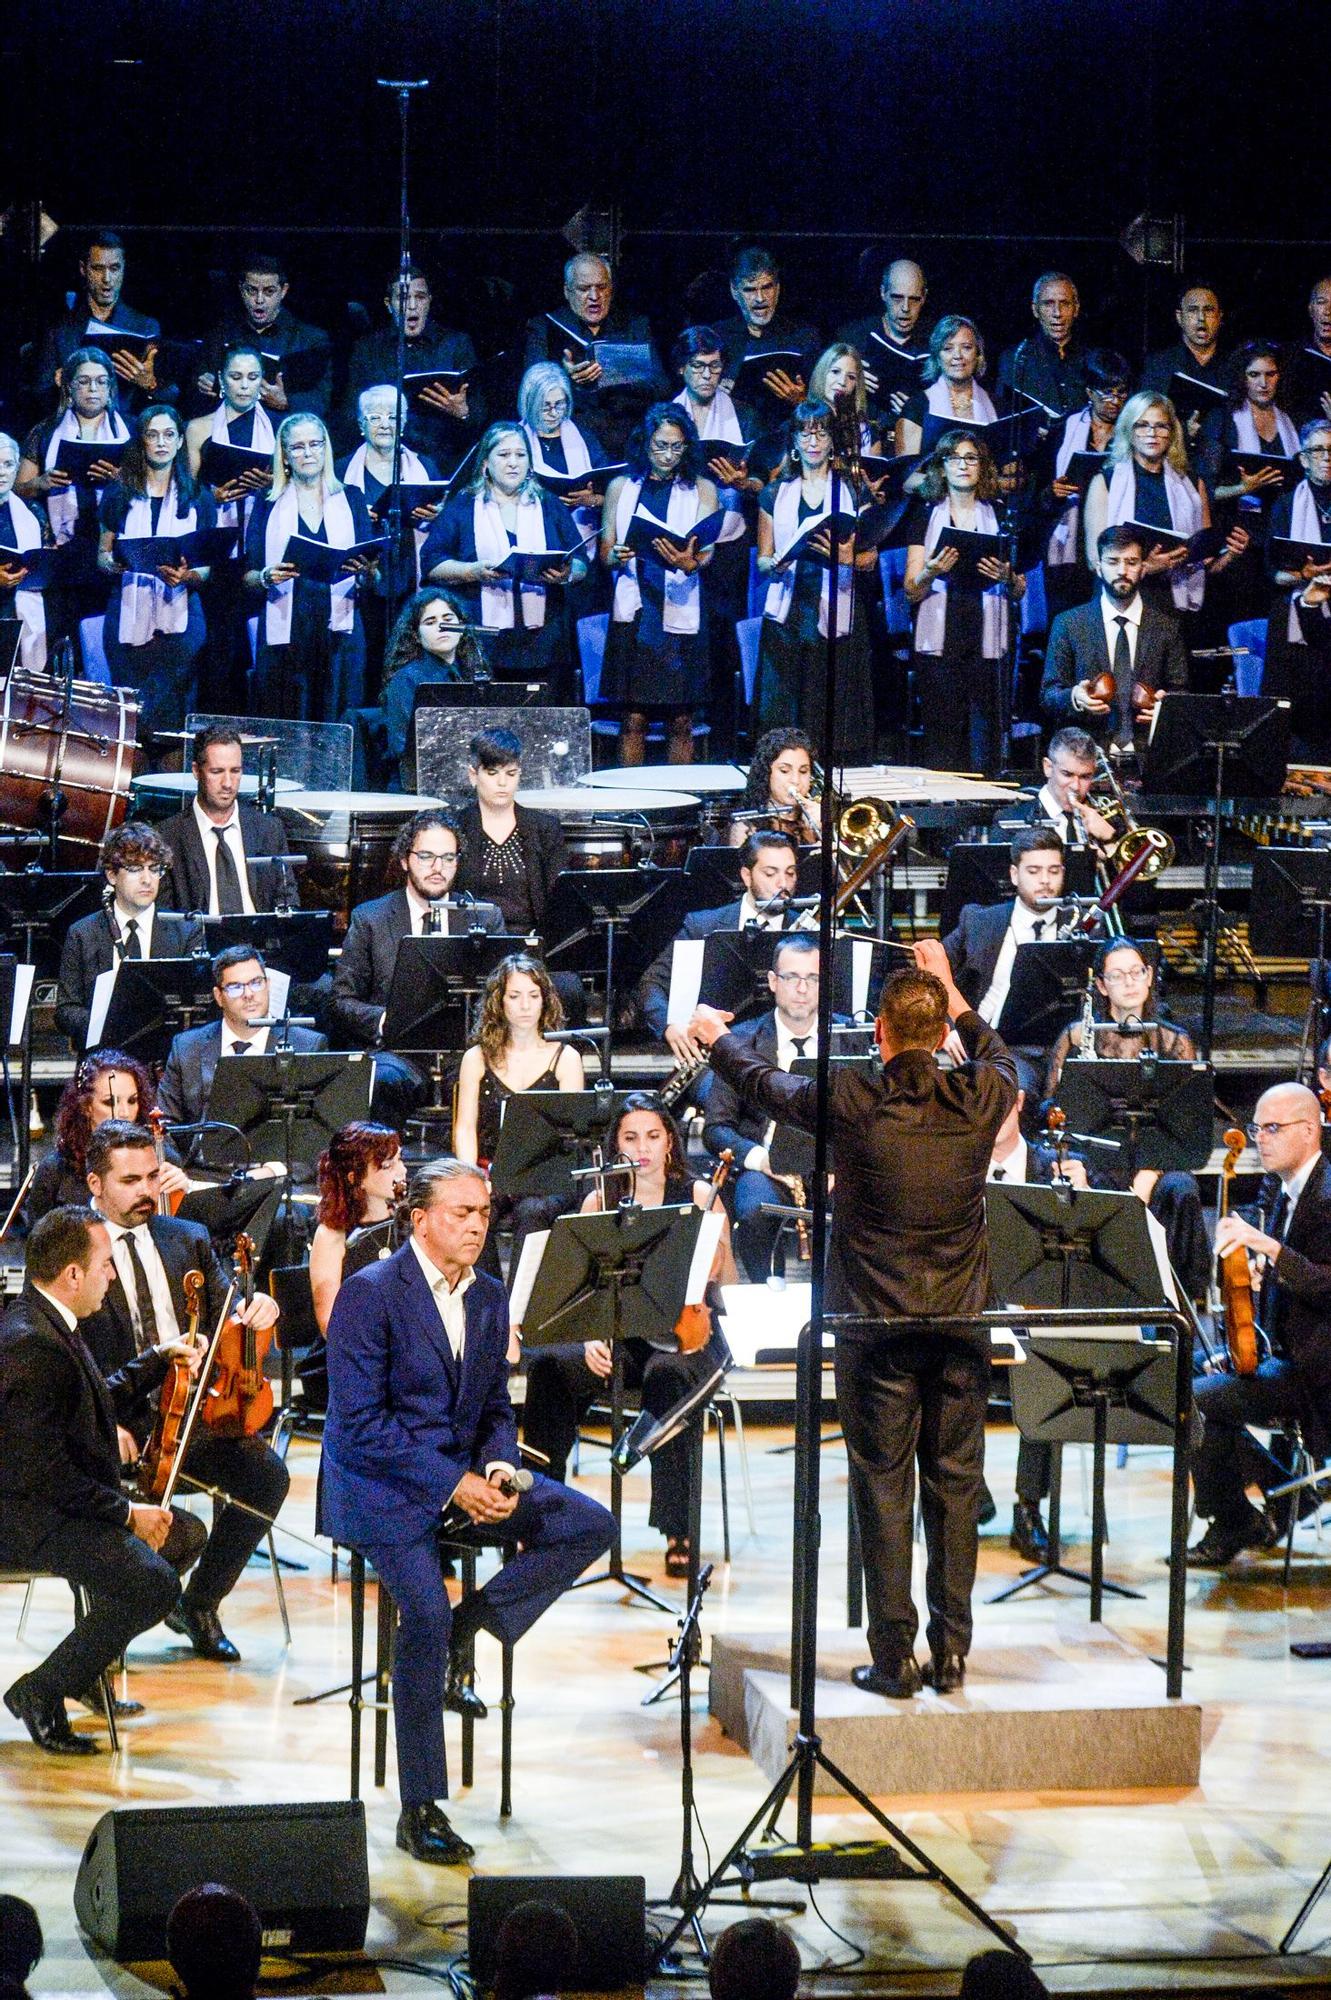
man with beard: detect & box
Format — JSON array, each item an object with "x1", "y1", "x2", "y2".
[{"x1": 1040, "y1": 525, "x2": 1190, "y2": 747}]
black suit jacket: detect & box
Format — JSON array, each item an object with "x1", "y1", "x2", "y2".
[
  {"x1": 160, "y1": 804, "x2": 292, "y2": 916},
  {"x1": 81, "y1": 1214, "x2": 230, "y2": 1450},
  {"x1": 329, "y1": 888, "x2": 502, "y2": 1046},
  {"x1": 55, "y1": 907, "x2": 207, "y2": 1050},
  {"x1": 640, "y1": 898, "x2": 781, "y2": 1039},
  {"x1": 703, "y1": 1013, "x2": 780, "y2": 1156},
  {"x1": 708, "y1": 1010, "x2": 1017, "y2": 1331},
  {"x1": 455, "y1": 802, "x2": 567, "y2": 931},
  {"x1": 1040, "y1": 597, "x2": 1190, "y2": 735},
  {"x1": 157, "y1": 1018, "x2": 328, "y2": 1127},
  {"x1": 1261, "y1": 1157, "x2": 1331, "y2": 1450},
  {"x1": 0, "y1": 1284, "x2": 166, "y2": 1555},
  {"x1": 943, "y1": 901, "x2": 1013, "y2": 1013}
]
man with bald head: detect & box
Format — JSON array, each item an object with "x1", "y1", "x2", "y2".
[
  {"x1": 1188, "y1": 1082, "x2": 1331, "y2": 1566},
  {"x1": 838, "y1": 257, "x2": 930, "y2": 418},
  {"x1": 522, "y1": 253, "x2": 665, "y2": 454}
]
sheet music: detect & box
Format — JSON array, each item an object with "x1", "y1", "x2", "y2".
[
  {"x1": 86, "y1": 967, "x2": 117, "y2": 1049},
  {"x1": 666, "y1": 938, "x2": 705, "y2": 1026},
  {"x1": 508, "y1": 1229, "x2": 550, "y2": 1327},
  {"x1": 849, "y1": 938, "x2": 874, "y2": 1019},
  {"x1": 684, "y1": 1209, "x2": 723, "y2": 1305},
  {"x1": 7, "y1": 964, "x2": 34, "y2": 1045}
]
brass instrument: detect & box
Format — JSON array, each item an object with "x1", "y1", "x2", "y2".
[
  {"x1": 838, "y1": 797, "x2": 892, "y2": 856},
  {"x1": 1087, "y1": 747, "x2": 1175, "y2": 884},
  {"x1": 791, "y1": 807, "x2": 916, "y2": 932}
]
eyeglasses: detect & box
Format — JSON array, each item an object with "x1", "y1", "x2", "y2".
[
  {"x1": 1304, "y1": 445, "x2": 1331, "y2": 460},
  {"x1": 652, "y1": 438, "x2": 688, "y2": 456},
  {"x1": 220, "y1": 976, "x2": 266, "y2": 997},
  {"x1": 944, "y1": 451, "x2": 982, "y2": 466},
  {"x1": 1247, "y1": 1118, "x2": 1314, "y2": 1139},
  {"x1": 1101, "y1": 966, "x2": 1149, "y2": 984},
  {"x1": 410, "y1": 849, "x2": 457, "y2": 868},
  {"x1": 685, "y1": 358, "x2": 724, "y2": 376},
  {"x1": 72, "y1": 373, "x2": 111, "y2": 391},
  {"x1": 796, "y1": 425, "x2": 830, "y2": 441},
  {"x1": 1133, "y1": 421, "x2": 1172, "y2": 434},
  {"x1": 774, "y1": 970, "x2": 820, "y2": 987}
]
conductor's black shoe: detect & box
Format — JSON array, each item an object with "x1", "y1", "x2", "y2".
[
  {"x1": 929, "y1": 1651, "x2": 967, "y2": 1694},
  {"x1": 396, "y1": 1803, "x2": 475, "y2": 1865},
  {"x1": 1010, "y1": 1500, "x2": 1050, "y2": 1565},
  {"x1": 165, "y1": 1601, "x2": 241, "y2": 1661},
  {"x1": 851, "y1": 1658, "x2": 924, "y2": 1699},
  {"x1": 4, "y1": 1674, "x2": 99, "y2": 1755},
  {"x1": 442, "y1": 1659, "x2": 488, "y2": 1720},
  {"x1": 1185, "y1": 1508, "x2": 1275, "y2": 1568},
  {"x1": 76, "y1": 1682, "x2": 145, "y2": 1719}
]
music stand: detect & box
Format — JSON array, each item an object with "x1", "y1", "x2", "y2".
[
  {"x1": 940, "y1": 845, "x2": 1096, "y2": 936},
  {"x1": 1055, "y1": 1057, "x2": 1213, "y2": 1184},
  {"x1": 0, "y1": 956, "x2": 32, "y2": 1192},
  {"x1": 540, "y1": 868, "x2": 679, "y2": 1077},
  {"x1": 520, "y1": 1201, "x2": 706, "y2": 1614},
  {"x1": 0, "y1": 872, "x2": 103, "y2": 980},
  {"x1": 997, "y1": 940, "x2": 1096, "y2": 1048},
  {"x1": 1249, "y1": 850, "x2": 1331, "y2": 1074},
  {"x1": 93, "y1": 958, "x2": 215, "y2": 1066},
  {"x1": 488, "y1": 1088, "x2": 629, "y2": 1202},
  {"x1": 412, "y1": 679, "x2": 545, "y2": 714},
  {"x1": 200, "y1": 911, "x2": 336, "y2": 984},
  {"x1": 381, "y1": 932, "x2": 522, "y2": 1113},
  {"x1": 666, "y1": 928, "x2": 783, "y2": 1033},
  {"x1": 1141, "y1": 693, "x2": 1290, "y2": 1057}
]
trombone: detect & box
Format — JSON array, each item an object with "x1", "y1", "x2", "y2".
[{"x1": 1086, "y1": 747, "x2": 1174, "y2": 933}]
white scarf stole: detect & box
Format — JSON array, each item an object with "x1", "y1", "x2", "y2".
[
  {"x1": 44, "y1": 406, "x2": 129, "y2": 544},
  {"x1": 1232, "y1": 404, "x2": 1300, "y2": 461},
  {"x1": 1287, "y1": 480, "x2": 1326, "y2": 645},
  {"x1": 2, "y1": 494, "x2": 46, "y2": 670},
  {"x1": 1105, "y1": 459, "x2": 1204, "y2": 611},
  {"x1": 1048, "y1": 407, "x2": 1092, "y2": 566},
  {"x1": 345, "y1": 441, "x2": 430, "y2": 577},
  {"x1": 474, "y1": 491, "x2": 548, "y2": 631},
  {"x1": 763, "y1": 476, "x2": 856, "y2": 639},
  {"x1": 674, "y1": 388, "x2": 747, "y2": 543},
  {"x1": 524, "y1": 421, "x2": 600, "y2": 543},
  {"x1": 209, "y1": 401, "x2": 275, "y2": 533},
  {"x1": 924, "y1": 377, "x2": 998, "y2": 425},
  {"x1": 612, "y1": 478, "x2": 702, "y2": 634},
  {"x1": 263, "y1": 485, "x2": 357, "y2": 644},
  {"x1": 913, "y1": 500, "x2": 1007, "y2": 659},
  {"x1": 118, "y1": 484, "x2": 195, "y2": 647}
]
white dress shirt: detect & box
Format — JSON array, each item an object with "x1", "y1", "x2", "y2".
[
  {"x1": 405, "y1": 886, "x2": 454, "y2": 936},
  {"x1": 1278, "y1": 1152, "x2": 1321, "y2": 1228},
  {"x1": 193, "y1": 800, "x2": 255, "y2": 916},
  {"x1": 1098, "y1": 589, "x2": 1144, "y2": 673},
  {"x1": 105, "y1": 1217, "x2": 181, "y2": 1350},
  {"x1": 987, "y1": 1136, "x2": 1029, "y2": 1183},
  {"x1": 1035, "y1": 783, "x2": 1086, "y2": 851},
  {"x1": 408, "y1": 1239, "x2": 514, "y2": 1487},
  {"x1": 980, "y1": 901, "x2": 1054, "y2": 1027},
  {"x1": 750, "y1": 1016, "x2": 817, "y2": 1167},
  {"x1": 221, "y1": 1023, "x2": 271, "y2": 1058},
  {"x1": 738, "y1": 892, "x2": 786, "y2": 930}
]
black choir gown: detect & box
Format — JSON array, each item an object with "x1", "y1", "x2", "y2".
[{"x1": 600, "y1": 473, "x2": 712, "y2": 713}]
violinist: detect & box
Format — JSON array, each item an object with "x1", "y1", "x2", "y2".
[
  {"x1": 1189, "y1": 1083, "x2": 1331, "y2": 1567},
  {"x1": 26, "y1": 1050, "x2": 190, "y2": 1231},
  {"x1": 521, "y1": 1091, "x2": 736, "y2": 1580},
  {"x1": 80, "y1": 1121, "x2": 285, "y2": 1662}
]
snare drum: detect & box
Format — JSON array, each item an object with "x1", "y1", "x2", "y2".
[
  {"x1": 278, "y1": 790, "x2": 445, "y2": 925},
  {"x1": 518, "y1": 785, "x2": 701, "y2": 869}
]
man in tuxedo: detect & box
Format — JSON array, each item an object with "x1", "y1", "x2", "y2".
[
  {"x1": 199, "y1": 251, "x2": 332, "y2": 420},
  {"x1": 160, "y1": 726, "x2": 293, "y2": 917},
  {"x1": 521, "y1": 253, "x2": 665, "y2": 456},
  {"x1": 0, "y1": 1206, "x2": 206, "y2": 1754},
  {"x1": 157, "y1": 946, "x2": 328, "y2": 1130},
  {"x1": 638, "y1": 830, "x2": 801, "y2": 1062},
  {"x1": 703, "y1": 933, "x2": 823, "y2": 1283},
  {"x1": 1189, "y1": 1083, "x2": 1331, "y2": 1567},
  {"x1": 321, "y1": 1159, "x2": 614, "y2": 1863},
  {"x1": 689, "y1": 940, "x2": 1017, "y2": 1697},
  {"x1": 1041, "y1": 527, "x2": 1190, "y2": 744},
  {"x1": 81, "y1": 1121, "x2": 286, "y2": 1661},
  {"x1": 996, "y1": 271, "x2": 1087, "y2": 419},
  {"x1": 994, "y1": 725, "x2": 1118, "y2": 855},
  {"x1": 943, "y1": 828, "x2": 1068, "y2": 1099},
  {"x1": 55, "y1": 822, "x2": 206, "y2": 1051},
  {"x1": 33, "y1": 230, "x2": 162, "y2": 413},
  {"x1": 837, "y1": 257, "x2": 930, "y2": 419},
  {"x1": 341, "y1": 263, "x2": 482, "y2": 471}
]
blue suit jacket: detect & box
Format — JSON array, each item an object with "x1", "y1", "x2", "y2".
[{"x1": 321, "y1": 1243, "x2": 517, "y2": 1547}]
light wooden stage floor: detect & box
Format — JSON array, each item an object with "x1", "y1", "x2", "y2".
[{"x1": 4, "y1": 1419, "x2": 1331, "y2": 1997}]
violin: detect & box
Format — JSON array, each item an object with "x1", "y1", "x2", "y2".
[
  {"x1": 147, "y1": 1107, "x2": 186, "y2": 1217},
  {"x1": 1217, "y1": 1125, "x2": 1259, "y2": 1376},
  {"x1": 201, "y1": 1233, "x2": 275, "y2": 1435},
  {"x1": 138, "y1": 1268, "x2": 205, "y2": 1502},
  {"x1": 673, "y1": 1149, "x2": 733, "y2": 1355}
]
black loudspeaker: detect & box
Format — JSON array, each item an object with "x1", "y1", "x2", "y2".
[
  {"x1": 467, "y1": 1875, "x2": 645, "y2": 1992},
  {"x1": 73, "y1": 1801, "x2": 369, "y2": 1958}
]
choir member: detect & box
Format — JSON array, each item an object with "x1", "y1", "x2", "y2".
[
  {"x1": 339, "y1": 384, "x2": 443, "y2": 661},
  {"x1": 520, "y1": 1090, "x2": 735, "y2": 1578},
  {"x1": 600, "y1": 402, "x2": 719, "y2": 765},
  {"x1": 902, "y1": 429, "x2": 1024, "y2": 773},
  {"x1": 1281, "y1": 275, "x2": 1331, "y2": 430},
  {"x1": 995, "y1": 271, "x2": 1087, "y2": 417},
  {"x1": 519, "y1": 361, "x2": 608, "y2": 521},
  {"x1": 753, "y1": 399, "x2": 877, "y2": 760},
  {"x1": 1141, "y1": 283, "x2": 1229, "y2": 443},
  {"x1": 33, "y1": 231, "x2": 161, "y2": 412},
  {"x1": 380, "y1": 587, "x2": 486, "y2": 792},
  {"x1": 159, "y1": 724, "x2": 293, "y2": 917},
  {"x1": 17, "y1": 347, "x2": 128, "y2": 656},
  {"x1": 200, "y1": 251, "x2": 332, "y2": 419},
  {"x1": 342, "y1": 264, "x2": 480, "y2": 470},
  {"x1": 671, "y1": 325, "x2": 752, "y2": 753},
  {"x1": 807, "y1": 343, "x2": 886, "y2": 460},
  {"x1": 714, "y1": 246, "x2": 819, "y2": 434},
  {"x1": 96, "y1": 404, "x2": 217, "y2": 738},
  {"x1": 895, "y1": 315, "x2": 998, "y2": 462},
  {"x1": 521, "y1": 253, "x2": 666, "y2": 456},
  {"x1": 421, "y1": 422, "x2": 586, "y2": 697},
  {"x1": 1264, "y1": 417, "x2": 1331, "y2": 757},
  {"x1": 184, "y1": 345, "x2": 273, "y2": 710},
  {"x1": 0, "y1": 430, "x2": 47, "y2": 669},
  {"x1": 55, "y1": 823, "x2": 205, "y2": 1052},
  {"x1": 837, "y1": 257, "x2": 930, "y2": 417},
  {"x1": 1199, "y1": 343, "x2": 1300, "y2": 623},
  {"x1": 243, "y1": 413, "x2": 377, "y2": 722},
  {"x1": 1037, "y1": 349, "x2": 1130, "y2": 621},
  {"x1": 1040, "y1": 525, "x2": 1189, "y2": 746}
]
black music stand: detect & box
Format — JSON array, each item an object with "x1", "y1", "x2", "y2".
[
  {"x1": 1055, "y1": 1056, "x2": 1213, "y2": 1185},
  {"x1": 667, "y1": 927, "x2": 783, "y2": 1032},
  {"x1": 488, "y1": 1088, "x2": 628, "y2": 1203},
  {"x1": 985, "y1": 1181, "x2": 1176, "y2": 1614},
  {"x1": 200, "y1": 911, "x2": 336, "y2": 984},
  {"x1": 997, "y1": 940, "x2": 1097, "y2": 1049},
  {"x1": 940, "y1": 845, "x2": 1096, "y2": 936},
  {"x1": 93, "y1": 958, "x2": 215, "y2": 1066},
  {"x1": 1249, "y1": 850, "x2": 1331, "y2": 1075},
  {"x1": 0, "y1": 872, "x2": 104, "y2": 981},
  {"x1": 0, "y1": 956, "x2": 32, "y2": 1192},
  {"x1": 541, "y1": 867, "x2": 678, "y2": 1074},
  {"x1": 381, "y1": 931, "x2": 521, "y2": 1114},
  {"x1": 1141, "y1": 692, "x2": 1289, "y2": 1058},
  {"x1": 521, "y1": 1201, "x2": 705, "y2": 1614}
]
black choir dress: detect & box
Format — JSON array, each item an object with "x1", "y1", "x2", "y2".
[
  {"x1": 199, "y1": 405, "x2": 267, "y2": 711},
  {"x1": 243, "y1": 486, "x2": 374, "y2": 723},
  {"x1": 600, "y1": 473, "x2": 712, "y2": 713},
  {"x1": 99, "y1": 483, "x2": 217, "y2": 736},
  {"x1": 901, "y1": 498, "x2": 999, "y2": 773},
  {"x1": 754, "y1": 479, "x2": 875, "y2": 761},
  {"x1": 1264, "y1": 480, "x2": 1331, "y2": 757},
  {"x1": 419, "y1": 489, "x2": 581, "y2": 696}
]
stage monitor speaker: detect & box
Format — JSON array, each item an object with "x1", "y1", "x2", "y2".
[
  {"x1": 73, "y1": 1801, "x2": 369, "y2": 1959},
  {"x1": 467, "y1": 1874, "x2": 645, "y2": 1992}
]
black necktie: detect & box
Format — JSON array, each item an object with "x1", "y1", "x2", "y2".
[
  {"x1": 230, "y1": 1038, "x2": 250, "y2": 1056},
  {"x1": 791, "y1": 1037, "x2": 809, "y2": 1060},
  {"x1": 1062, "y1": 811, "x2": 1078, "y2": 849},
  {"x1": 121, "y1": 917, "x2": 141, "y2": 960},
  {"x1": 423, "y1": 901, "x2": 443, "y2": 936},
  {"x1": 1031, "y1": 919, "x2": 1047, "y2": 940},
  {"x1": 1112, "y1": 615, "x2": 1133, "y2": 737},
  {"x1": 1259, "y1": 1189, "x2": 1291, "y2": 1337},
  {"x1": 120, "y1": 1230, "x2": 158, "y2": 1352},
  {"x1": 213, "y1": 825, "x2": 245, "y2": 915},
  {"x1": 992, "y1": 1166, "x2": 1006, "y2": 1181}
]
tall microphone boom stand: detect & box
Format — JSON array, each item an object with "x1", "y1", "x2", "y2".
[{"x1": 376, "y1": 76, "x2": 429, "y2": 633}]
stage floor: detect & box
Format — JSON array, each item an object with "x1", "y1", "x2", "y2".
[{"x1": 3, "y1": 1418, "x2": 1330, "y2": 1997}]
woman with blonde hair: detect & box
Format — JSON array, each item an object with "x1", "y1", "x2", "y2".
[{"x1": 894, "y1": 315, "x2": 997, "y2": 460}]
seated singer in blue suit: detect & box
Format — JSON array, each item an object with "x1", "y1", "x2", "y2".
[{"x1": 321, "y1": 1157, "x2": 614, "y2": 1865}]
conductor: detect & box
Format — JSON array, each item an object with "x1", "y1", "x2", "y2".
[{"x1": 689, "y1": 939, "x2": 1017, "y2": 1698}]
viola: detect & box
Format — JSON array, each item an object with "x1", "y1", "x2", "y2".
[
  {"x1": 147, "y1": 1106, "x2": 186, "y2": 1217},
  {"x1": 202, "y1": 1233, "x2": 275, "y2": 1436},
  {"x1": 673, "y1": 1149, "x2": 733, "y2": 1355},
  {"x1": 1217, "y1": 1125, "x2": 1259, "y2": 1377},
  {"x1": 138, "y1": 1268, "x2": 205, "y2": 1502}
]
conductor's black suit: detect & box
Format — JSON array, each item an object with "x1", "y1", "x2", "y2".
[{"x1": 706, "y1": 1008, "x2": 1017, "y2": 1668}]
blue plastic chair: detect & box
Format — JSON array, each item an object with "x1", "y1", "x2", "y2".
[
  {"x1": 736, "y1": 617, "x2": 762, "y2": 708},
  {"x1": 1020, "y1": 562, "x2": 1048, "y2": 637},
  {"x1": 577, "y1": 612, "x2": 609, "y2": 703},
  {"x1": 78, "y1": 616, "x2": 110, "y2": 685},
  {"x1": 1227, "y1": 618, "x2": 1267, "y2": 696},
  {"x1": 878, "y1": 547, "x2": 911, "y2": 638}
]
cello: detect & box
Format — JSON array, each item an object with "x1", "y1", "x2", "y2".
[
  {"x1": 1216, "y1": 1125, "x2": 1259, "y2": 1376},
  {"x1": 138, "y1": 1268, "x2": 205, "y2": 1502},
  {"x1": 201, "y1": 1233, "x2": 275, "y2": 1436}
]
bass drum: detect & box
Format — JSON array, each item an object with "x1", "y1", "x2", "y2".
[
  {"x1": 518, "y1": 785, "x2": 701, "y2": 871},
  {"x1": 277, "y1": 791, "x2": 446, "y2": 930},
  {"x1": 0, "y1": 669, "x2": 139, "y2": 863}
]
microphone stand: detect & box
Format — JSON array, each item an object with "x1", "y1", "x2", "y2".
[{"x1": 376, "y1": 76, "x2": 429, "y2": 635}]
